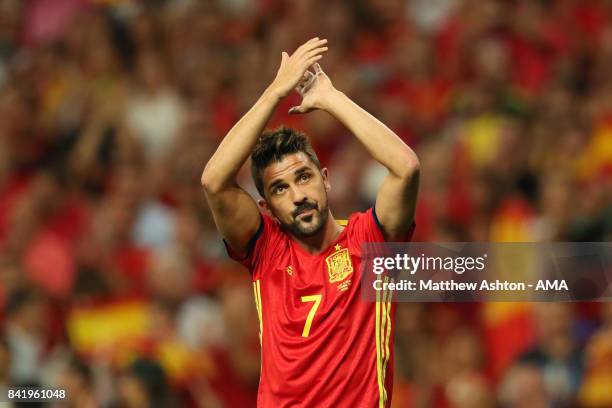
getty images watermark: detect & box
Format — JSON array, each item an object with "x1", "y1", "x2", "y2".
[{"x1": 360, "y1": 243, "x2": 612, "y2": 302}]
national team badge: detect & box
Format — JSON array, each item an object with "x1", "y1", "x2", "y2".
[
  {"x1": 286, "y1": 266, "x2": 294, "y2": 276},
  {"x1": 326, "y1": 244, "x2": 353, "y2": 283}
]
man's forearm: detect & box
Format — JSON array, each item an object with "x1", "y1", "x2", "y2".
[
  {"x1": 323, "y1": 90, "x2": 419, "y2": 177},
  {"x1": 201, "y1": 87, "x2": 281, "y2": 192}
]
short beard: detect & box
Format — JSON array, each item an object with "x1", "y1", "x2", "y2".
[{"x1": 284, "y1": 201, "x2": 329, "y2": 238}]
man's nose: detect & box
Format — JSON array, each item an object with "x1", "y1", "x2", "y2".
[{"x1": 289, "y1": 184, "x2": 307, "y2": 204}]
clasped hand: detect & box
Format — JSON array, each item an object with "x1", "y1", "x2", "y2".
[{"x1": 269, "y1": 37, "x2": 337, "y2": 114}]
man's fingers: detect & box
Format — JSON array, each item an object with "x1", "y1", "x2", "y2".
[
  {"x1": 313, "y1": 63, "x2": 323, "y2": 75},
  {"x1": 302, "y1": 70, "x2": 315, "y2": 82},
  {"x1": 304, "y1": 54, "x2": 324, "y2": 67},
  {"x1": 293, "y1": 38, "x2": 327, "y2": 58},
  {"x1": 288, "y1": 105, "x2": 306, "y2": 114},
  {"x1": 302, "y1": 47, "x2": 328, "y2": 61},
  {"x1": 288, "y1": 104, "x2": 315, "y2": 115},
  {"x1": 296, "y1": 70, "x2": 316, "y2": 96}
]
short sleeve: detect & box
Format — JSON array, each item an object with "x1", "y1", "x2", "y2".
[
  {"x1": 350, "y1": 207, "x2": 415, "y2": 243},
  {"x1": 223, "y1": 213, "x2": 281, "y2": 271},
  {"x1": 372, "y1": 206, "x2": 416, "y2": 242}
]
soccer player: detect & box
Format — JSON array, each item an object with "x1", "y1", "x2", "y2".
[{"x1": 201, "y1": 37, "x2": 419, "y2": 407}]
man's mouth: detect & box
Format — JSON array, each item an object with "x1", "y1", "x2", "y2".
[
  {"x1": 296, "y1": 209, "x2": 315, "y2": 220},
  {"x1": 293, "y1": 202, "x2": 317, "y2": 218}
]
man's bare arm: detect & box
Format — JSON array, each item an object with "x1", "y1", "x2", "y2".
[
  {"x1": 201, "y1": 90, "x2": 278, "y2": 257},
  {"x1": 289, "y1": 64, "x2": 419, "y2": 240},
  {"x1": 201, "y1": 38, "x2": 328, "y2": 256}
]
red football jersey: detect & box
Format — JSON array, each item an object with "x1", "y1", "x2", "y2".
[{"x1": 227, "y1": 208, "x2": 414, "y2": 408}]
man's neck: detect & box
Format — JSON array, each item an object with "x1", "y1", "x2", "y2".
[{"x1": 292, "y1": 213, "x2": 344, "y2": 254}]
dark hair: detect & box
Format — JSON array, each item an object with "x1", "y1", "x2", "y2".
[
  {"x1": 4, "y1": 287, "x2": 41, "y2": 317},
  {"x1": 251, "y1": 127, "x2": 321, "y2": 197},
  {"x1": 128, "y1": 357, "x2": 171, "y2": 408}
]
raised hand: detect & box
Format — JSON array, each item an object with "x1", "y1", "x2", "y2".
[
  {"x1": 269, "y1": 37, "x2": 328, "y2": 99},
  {"x1": 288, "y1": 63, "x2": 336, "y2": 115}
]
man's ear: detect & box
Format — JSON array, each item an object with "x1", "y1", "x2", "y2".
[
  {"x1": 258, "y1": 199, "x2": 280, "y2": 223},
  {"x1": 321, "y1": 167, "x2": 331, "y2": 192},
  {"x1": 258, "y1": 199, "x2": 271, "y2": 215}
]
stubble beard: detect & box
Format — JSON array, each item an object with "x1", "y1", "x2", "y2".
[{"x1": 285, "y1": 201, "x2": 329, "y2": 238}]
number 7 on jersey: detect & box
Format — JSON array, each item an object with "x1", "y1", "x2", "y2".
[{"x1": 301, "y1": 294, "x2": 322, "y2": 337}]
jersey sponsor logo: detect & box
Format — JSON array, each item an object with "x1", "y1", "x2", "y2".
[{"x1": 326, "y1": 244, "x2": 353, "y2": 283}]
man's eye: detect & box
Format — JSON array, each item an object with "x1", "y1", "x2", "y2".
[
  {"x1": 299, "y1": 173, "x2": 311, "y2": 182},
  {"x1": 274, "y1": 186, "x2": 287, "y2": 195}
]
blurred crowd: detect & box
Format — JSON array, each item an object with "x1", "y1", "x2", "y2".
[{"x1": 0, "y1": 0, "x2": 611, "y2": 406}]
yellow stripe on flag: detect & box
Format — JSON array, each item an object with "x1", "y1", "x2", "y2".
[{"x1": 67, "y1": 300, "x2": 150, "y2": 354}]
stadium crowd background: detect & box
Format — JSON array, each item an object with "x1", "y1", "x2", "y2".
[{"x1": 0, "y1": 0, "x2": 611, "y2": 406}]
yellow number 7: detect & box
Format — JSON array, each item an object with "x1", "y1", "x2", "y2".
[{"x1": 300, "y1": 294, "x2": 322, "y2": 337}]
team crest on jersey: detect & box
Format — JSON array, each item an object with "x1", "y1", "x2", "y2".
[{"x1": 326, "y1": 244, "x2": 353, "y2": 283}]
